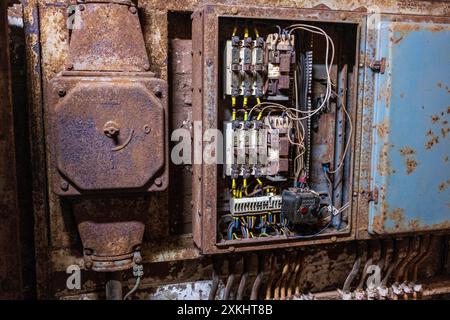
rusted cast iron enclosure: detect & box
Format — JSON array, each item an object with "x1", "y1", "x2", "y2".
[
  {"x1": 45, "y1": 0, "x2": 168, "y2": 271},
  {"x1": 1, "y1": 0, "x2": 448, "y2": 300}
]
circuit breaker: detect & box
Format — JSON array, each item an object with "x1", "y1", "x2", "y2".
[{"x1": 192, "y1": 5, "x2": 362, "y2": 254}]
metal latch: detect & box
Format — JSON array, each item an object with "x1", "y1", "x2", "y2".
[{"x1": 369, "y1": 58, "x2": 386, "y2": 74}]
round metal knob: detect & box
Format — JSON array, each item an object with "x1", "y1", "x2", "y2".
[{"x1": 103, "y1": 121, "x2": 120, "y2": 138}]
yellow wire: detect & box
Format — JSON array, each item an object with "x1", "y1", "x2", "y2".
[
  {"x1": 244, "y1": 24, "x2": 249, "y2": 38},
  {"x1": 231, "y1": 96, "x2": 236, "y2": 107},
  {"x1": 244, "y1": 111, "x2": 248, "y2": 121},
  {"x1": 256, "y1": 98, "x2": 261, "y2": 105},
  {"x1": 256, "y1": 178, "x2": 262, "y2": 185},
  {"x1": 243, "y1": 97, "x2": 248, "y2": 108},
  {"x1": 257, "y1": 111, "x2": 262, "y2": 121},
  {"x1": 254, "y1": 26, "x2": 259, "y2": 38},
  {"x1": 243, "y1": 178, "x2": 247, "y2": 188}
]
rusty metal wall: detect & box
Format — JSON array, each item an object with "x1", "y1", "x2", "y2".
[
  {"x1": 0, "y1": 1, "x2": 24, "y2": 299},
  {"x1": 9, "y1": 0, "x2": 449, "y2": 299}
]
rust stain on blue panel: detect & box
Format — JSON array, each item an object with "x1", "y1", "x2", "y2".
[{"x1": 368, "y1": 21, "x2": 450, "y2": 234}]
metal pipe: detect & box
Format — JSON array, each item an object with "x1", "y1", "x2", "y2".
[
  {"x1": 413, "y1": 236, "x2": 433, "y2": 283},
  {"x1": 401, "y1": 236, "x2": 425, "y2": 299},
  {"x1": 355, "y1": 242, "x2": 374, "y2": 299},
  {"x1": 223, "y1": 257, "x2": 237, "y2": 300},
  {"x1": 412, "y1": 235, "x2": 434, "y2": 300},
  {"x1": 209, "y1": 257, "x2": 221, "y2": 300},
  {"x1": 274, "y1": 255, "x2": 289, "y2": 300},
  {"x1": 288, "y1": 251, "x2": 303, "y2": 299},
  {"x1": 105, "y1": 272, "x2": 122, "y2": 300},
  {"x1": 381, "y1": 239, "x2": 400, "y2": 288},
  {"x1": 265, "y1": 254, "x2": 277, "y2": 300},
  {"x1": 342, "y1": 256, "x2": 361, "y2": 293},
  {"x1": 391, "y1": 238, "x2": 414, "y2": 299},
  {"x1": 280, "y1": 254, "x2": 296, "y2": 300},
  {"x1": 250, "y1": 253, "x2": 265, "y2": 300},
  {"x1": 237, "y1": 255, "x2": 249, "y2": 300}
]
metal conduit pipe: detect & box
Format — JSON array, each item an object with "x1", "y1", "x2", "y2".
[
  {"x1": 401, "y1": 236, "x2": 425, "y2": 299},
  {"x1": 381, "y1": 239, "x2": 399, "y2": 286},
  {"x1": 209, "y1": 257, "x2": 221, "y2": 300},
  {"x1": 293, "y1": 253, "x2": 305, "y2": 298},
  {"x1": 341, "y1": 257, "x2": 361, "y2": 299},
  {"x1": 288, "y1": 252, "x2": 303, "y2": 299},
  {"x1": 391, "y1": 237, "x2": 414, "y2": 299},
  {"x1": 398, "y1": 237, "x2": 420, "y2": 284},
  {"x1": 280, "y1": 254, "x2": 296, "y2": 300},
  {"x1": 412, "y1": 235, "x2": 434, "y2": 300},
  {"x1": 237, "y1": 255, "x2": 249, "y2": 300},
  {"x1": 354, "y1": 242, "x2": 374, "y2": 299},
  {"x1": 223, "y1": 257, "x2": 237, "y2": 300},
  {"x1": 274, "y1": 255, "x2": 290, "y2": 300},
  {"x1": 250, "y1": 253, "x2": 265, "y2": 300},
  {"x1": 265, "y1": 254, "x2": 278, "y2": 300},
  {"x1": 380, "y1": 239, "x2": 393, "y2": 276}
]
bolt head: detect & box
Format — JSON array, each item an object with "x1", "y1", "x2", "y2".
[
  {"x1": 60, "y1": 180, "x2": 69, "y2": 191},
  {"x1": 58, "y1": 89, "x2": 66, "y2": 97},
  {"x1": 78, "y1": 4, "x2": 85, "y2": 11},
  {"x1": 129, "y1": 6, "x2": 137, "y2": 14},
  {"x1": 155, "y1": 177, "x2": 163, "y2": 187},
  {"x1": 84, "y1": 260, "x2": 92, "y2": 269}
]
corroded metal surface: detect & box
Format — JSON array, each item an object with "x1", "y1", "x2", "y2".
[
  {"x1": 192, "y1": 4, "x2": 365, "y2": 254},
  {"x1": 18, "y1": 0, "x2": 450, "y2": 299},
  {"x1": 360, "y1": 14, "x2": 450, "y2": 236},
  {"x1": 0, "y1": 0, "x2": 22, "y2": 299},
  {"x1": 67, "y1": 3, "x2": 150, "y2": 72},
  {"x1": 47, "y1": 73, "x2": 168, "y2": 194},
  {"x1": 44, "y1": 1, "x2": 169, "y2": 274}
]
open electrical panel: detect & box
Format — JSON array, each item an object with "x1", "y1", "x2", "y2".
[{"x1": 192, "y1": 6, "x2": 362, "y2": 254}]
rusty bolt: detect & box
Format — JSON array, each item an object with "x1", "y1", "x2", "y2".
[
  {"x1": 84, "y1": 260, "x2": 92, "y2": 269},
  {"x1": 58, "y1": 89, "x2": 66, "y2": 97},
  {"x1": 353, "y1": 192, "x2": 358, "y2": 197},
  {"x1": 60, "y1": 180, "x2": 69, "y2": 191},
  {"x1": 67, "y1": 64, "x2": 74, "y2": 70},
  {"x1": 331, "y1": 236, "x2": 337, "y2": 242},
  {"x1": 340, "y1": 13, "x2": 347, "y2": 21},
  {"x1": 129, "y1": 6, "x2": 137, "y2": 14},
  {"x1": 231, "y1": 7, "x2": 238, "y2": 15},
  {"x1": 103, "y1": 121, "x2": 120, "y2": 138},
  {"x1": 78, "y1": 4, "x2": 85, "y2": 11},
  {"x1": 155, "y1": 177, "x2": 163, "y2": 187},
  {"x1": 143, "y1": 124, "x2": 151, "y2": 134},
  {"x1": 143, "y1": 63, "x2": 150, "y2": 71}
]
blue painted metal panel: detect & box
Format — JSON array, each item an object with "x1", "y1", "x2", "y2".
[{"x1": 368, "y1": 21, "x2": 450, "y2": 234}]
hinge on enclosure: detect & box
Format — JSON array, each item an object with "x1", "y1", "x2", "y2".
[
  {"x1": 369, "y1": 58, "x2": 386, "y2": 74},
  {"x1": 368, "y1": 187, "x2": 379, "y2": 204}
]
